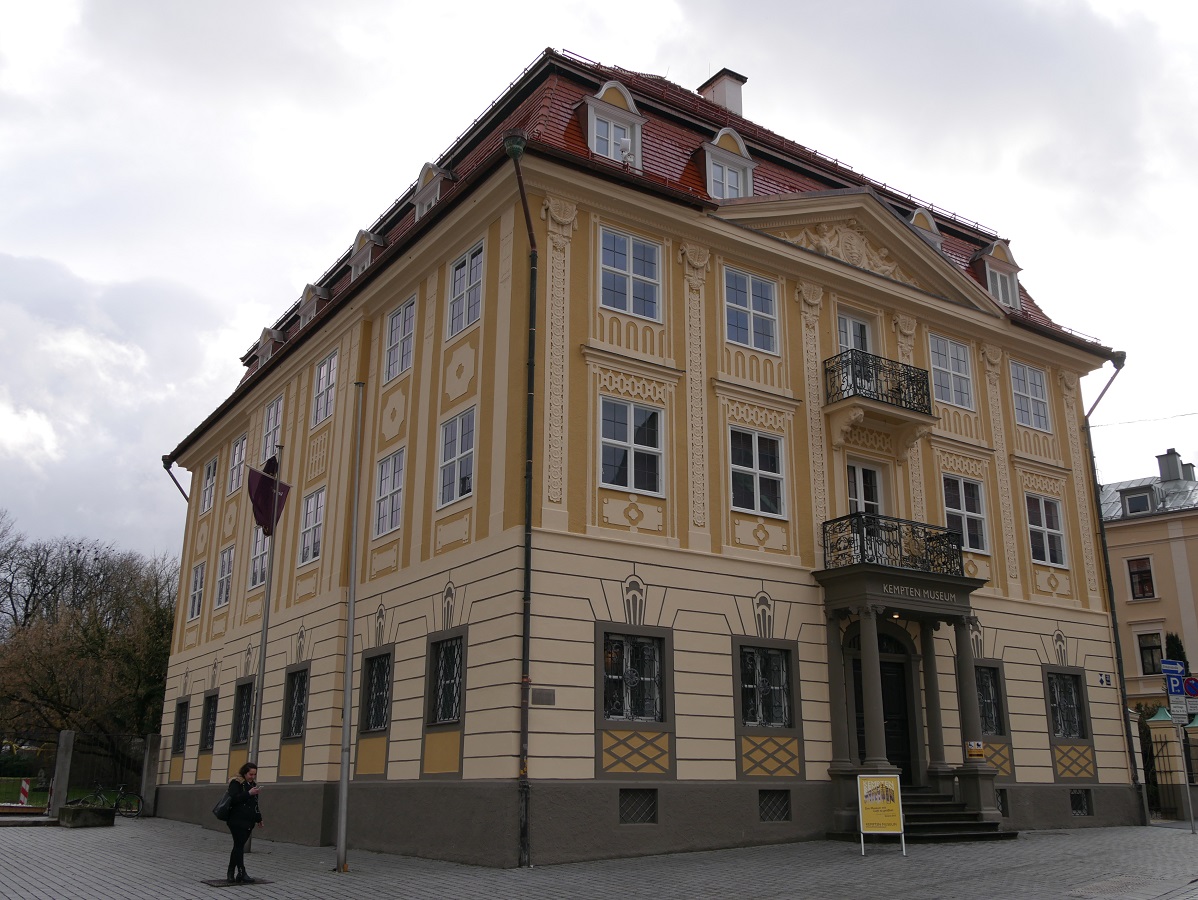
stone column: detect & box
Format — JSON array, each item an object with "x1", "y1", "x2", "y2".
[
  {"x1": 921, "y1": 620, "x2": 954, "y2": 793},
  {"x1": 954, "y1": 616, "x2": 1000, "y2": 820},
  {"x1": 858, "y1": 606, "x2": 896, "y2": 772},
  {"x1": 827, "y1": 613, "x2": 852, "y2": 769}
]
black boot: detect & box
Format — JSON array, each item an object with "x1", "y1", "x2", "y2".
[
  {"x1": 226, "y1": 865, "x2": 236, "y2": 883},
  {"x1": 237, "y1": 866, "x2": 255, "y2": 884}
]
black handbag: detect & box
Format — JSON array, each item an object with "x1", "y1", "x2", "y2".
[{"x1": 212, "y1": 788, "x2": 232, "y2": 821}]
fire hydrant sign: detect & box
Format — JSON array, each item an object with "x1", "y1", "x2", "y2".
[{"x1": 858, "y1": 775, "x2": 903, "y2": 832}]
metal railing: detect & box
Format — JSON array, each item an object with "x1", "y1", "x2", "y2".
[
  {"x1": 822, "y1": 512, "x2": 964, "y2": 576},
  {"x1": 824, "y1": 349, "x2": 932, "y2": 415}
]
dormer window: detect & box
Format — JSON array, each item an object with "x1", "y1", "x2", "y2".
[
  {"x1": 296, "y1": 284, "x2": 331, "y2": 327},
  {"x1": 413, "y1": 163, "x2": 452, "y2": 221},
  {"x1": 1121, "y1": 489, "x2": 1155, "y2": 516},
  {"x1": 255, "y1": 327, "x2": 286, "y2": 368},
  {"x1": 975, "y1": 241, "x2": 1021, "y2": 309},
  {"x1": 908, "y1": 207, "x2": 943, "y2": 252},
  {"x1": 582, "y1": 82, "x2": 645, "y2": 169},
  {"x1": 703, "y1": 128, "x2": 755, "y2": 201},
  {"x1": 349, "y1": 230, "x2": 384, "y2": 281}
]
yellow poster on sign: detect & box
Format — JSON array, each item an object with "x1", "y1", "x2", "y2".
[{"x1": 857, "y1": 775, "x2": 903, "y2": 834}]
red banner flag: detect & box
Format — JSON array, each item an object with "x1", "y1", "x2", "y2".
[{"x1": 247, "y1": 456, "x2": 290, "y2": 536}]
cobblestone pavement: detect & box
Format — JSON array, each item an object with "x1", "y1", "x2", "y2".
[{"x1": 4, "y1": 817, "x2": 1198, "y2": 900}]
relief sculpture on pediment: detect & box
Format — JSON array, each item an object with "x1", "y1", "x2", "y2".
[{"x1": 785, "y1": 219, "x2": 919, "y2": 287}]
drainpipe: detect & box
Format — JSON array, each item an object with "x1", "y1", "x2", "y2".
[
  {"x1": 503, "y1": 128, "x2": 537, "y2": 868},
  {"x1": 161, "y1": 456, "x2": 189, "y2": 501},
  {"x1": 1083, "y1": 351, "x2": 1144, "y2": 821}
]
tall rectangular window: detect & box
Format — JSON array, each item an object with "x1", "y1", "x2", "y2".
[
  {"x1": 711, "y1": 161, "x2": 743, "y2": 199},
  {"x1": 943, "y1": 475, "x2": 986, "y2": 552},
  {"x1": 1026, "y1": 494, "x2": 1065, "y2": 566},
  {"x1": 600, "y1": 227, "x2": 660, "y2": 320},
  {"x1": 740, "y1": 646, "x2": 792, "y2": 728},
  {"x1": 730, "y1": 428, "x2": 783, "y2": 516},
  {"x1": 200, "y1": 694, "x2": 218, "y2": 751},
  {"x1": 385, "y1": 297, "x2": 416, "y2": 381},
  {"x1": 847, "y1": 464, "x2": 882, "y2": 515},
  {"x1": 227, "y1": 434, "x2": 247, "y2": 494},
  {"x1": 929, "y1": 335, "x2": 973, "y2": 409},
  {"x1": 232, "y1": 681, "x2": 254, "y2": 745},
  {"x1": 172, "y1": 701, "x2": 189, "y2": 754},
  {"x1": 602, "y1": 632, "x2": 664, "y2": 722},
  {"x1": 188, "y1": 562, "x2": 205, "y2": 620},
  {"x1": 248, "y1": 527, "x2": 269, "y2": 589},
  {"x1": 312, "y1": 351, "x2": 337, "y2": 426},
  {"x1": 1047, "y1": 671, "x2": 1087, "y2": 739},
  {"x1": 283, "y1": 668, "x2": 309, "y2": 739},
  {"x1": 200, "y1": 457, "x2": 218, "y2": 513},
  {"x1": 215, "y1": 546, "x2": 234, "y2": 609},
  {"x1": 428, "y1": 637, "x2": 464, "y2": 724},
  {"x1": 1128, "y1": 557, "x2": 1155, "y2": 599},
  {"x1": 362, "y1": 652, "x2": 392, "y2": 732},
  {"x1": 299, "y1": 488, "x2": 325, "y2": 565},
  {"x1": 1138, "y1": 633, "x2": 1163, "y2": 676},
  {"x1": 600, "y1": 397, "x2": 662, "y2": 494},
  {"x1": 724, "y1": 267, "x2": 777, "y2": 353},
  {"x1": 439, "y1": 409, "x2": 475, "y2": 506},
  {"x1": 375, "y1": 448, "x2": 406, "y2": 537},
  {"x1": 976, "y1": 666, "x2": 1005, "y2": 736},
  {"x1": 447, "y1": 243, "x2": 483, "y2": 337},
  {"x1": 593, "y1": 115, "x2": 630, "y2": 161},
  {"x1": 1011, "y1": 362, "x2": 1050, "y2": 431},
  {"x1": 262, "y1": 395, "x2": 282, "y2": 461}
]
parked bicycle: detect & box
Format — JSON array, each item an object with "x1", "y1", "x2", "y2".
[{"x1": 67, "y1": 782, "x2": 143, "y2": 818}]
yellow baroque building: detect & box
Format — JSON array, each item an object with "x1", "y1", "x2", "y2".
[{"x1": 159, "y1": 50, "x2": 1138, "y2": 864}]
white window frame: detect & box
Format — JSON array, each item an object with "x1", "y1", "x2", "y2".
[
  {"x1": 600, "y1": 397, "x2": 664, "y2": 496},
  {"x1": 439, "y1": 408, "x2": 475, "y2": 508},
  {"x1": 312, "y1": 350, "x2": 337, "y2": 427},
  {"x1": 724, "y1": 266, "x2": 778, "y2": 354},
  {"x1": 1123, "y1": 491, "x2": 1153, "y2": 516},
  {"x1": 447, "y1": 243, "x2": 484, "y2": 339},
  {"x1": 730, "y1": 427, "x2": 784, "y2": 517},
  {"x1": 986, "y1": 264, "x2": 1019, "y2": 308},
  {"x1": 1011, "y1": 361, "x2": 1051, "y2": 432},
  {"x1": 215, "y1": 546, "x2": 234, "y2": 609},
  {"x1": 929, "y1": 334, "x2": 974, "y2": 410},
  {"x1": 199, "y1": 457, "x2": 218, "y2": 514},
  {"x1": 584, "y1": 90, "x2": 645, "y2": 168},
  {"x1": 227, "y1": 434, "x2": 247, "y2": 495},
  {"x1": 704, "y1": 137, "x2": 755, "y2": 200},
  {"x1": 837, "y1": 312, "x2": 871, "y2": 353},
  {"x1": 385, "y1": 297, "x2": 416, "y2": 382},
  {"x1": 1026, "y1": 493, "x2": 1066, "y2": 567},
  {"x1": 188, "y1": 562, "x2": 205, "y2": 621},
  {"x1": 943, "y1": 474, "x2": 987, "y2": 553},
  {"x1": 847, "y1": 462, "x2": 884, "y2": 515},
  {"x1": 248, "y1": 527, "x2": 269, "y2": 589},
  {"x1": 262, "y1": 395, "x2": 282, "y2": 462},
  {"x1": 299, "y1": 488, "x2": 325, "y2": 566},
  {"x1": 599, "y1": 227, "x2": 661, "y2": 322},
  {"x1": 375, "y1": 448, "x2": 406, "y2": 537}
]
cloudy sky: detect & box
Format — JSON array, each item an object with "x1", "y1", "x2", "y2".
[{"x1": 1, "y1": 0, "x2": 1194, "y2": 557}]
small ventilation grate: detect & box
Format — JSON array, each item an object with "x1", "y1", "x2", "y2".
[
  {"x1": 619, "y1": 788, "x2": 657, "y2": 824},
  {"x1": 759, "y1": 789, "x2": 791, "y2": 822},
  {"x1": 1070, "y1": 788, "x2": 1091, "y2": 816}
]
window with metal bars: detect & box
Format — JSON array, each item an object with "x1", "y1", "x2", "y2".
[
  {"x1": 1070, "y1": 788, "x2": 1091, "y2": 816},
  {"x1": 1047, "y1": 671, "x2": 1087, "y2": 739},
  {"x1": 283, "y1": 668, "x2": 309, "y2": 739},
  {"x1": 759, "y1": 789, "x2": 791, "y2": 822},
  {"x1": 976, "y1": 666, "x2": 1005, "y2": 736},
  {"x1": 429, "y1": 637, "x2": 463, "y2": 724},
  {"x1": 172, "y1": 701, "x2": 188, "y2": 754},
  {"x1": 232, "y1": 681, "x2": 253, "y2": 745},
  {"x1": 602, "y1": 633, "x2": 663, "y2": 722},
  {"x1": 618, "y1": 788, "x2": 657, "y2": 824},
  {"x1": 362, "y1": 652, "x2": 392, "y2": 732},
  {"x1": 200, "y1": 694, "x2": 218, "y2": 751},
  {"x1": 740, "y1": 646, "x2": 792, "y2": 728}
]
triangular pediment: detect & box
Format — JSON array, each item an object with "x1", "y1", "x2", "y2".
[{"x1": 714, "y1": 189, "x2": 1002, "y2": 316}]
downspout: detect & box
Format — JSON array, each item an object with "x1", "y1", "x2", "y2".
[
  {"x1": 503, "y1": 129, "x2": 537, "y2": 868},
  {"x1": 1083, "y1": 351, "x2": 1144, "y2": 821},
  {"x1": 161, "y1": 456, "x2": 189, "y2": 501}
]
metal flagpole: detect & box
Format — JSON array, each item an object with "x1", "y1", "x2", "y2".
[
  {"x1": 336, "y1": 383, "x2": 365, "y2": 872},
  {"x1": 250, "y1": 444, "x2": 283, "y2": 763}
]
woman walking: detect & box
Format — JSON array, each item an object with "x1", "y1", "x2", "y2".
[{"x1": 226, "y1": 761, "x2": 263, "y2": 883}]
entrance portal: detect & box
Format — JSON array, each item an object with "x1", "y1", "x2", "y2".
[{"x1": 852, "y1": 657, "x2": 914, "y2": 784}]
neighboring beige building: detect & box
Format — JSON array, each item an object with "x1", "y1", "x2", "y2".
[
  {"x1": 1102, "y1": 449, "x2": 1198, "y2": 706},
  {"x1": 158, "y1": 50, "x2": 1138, "y2": 865}
]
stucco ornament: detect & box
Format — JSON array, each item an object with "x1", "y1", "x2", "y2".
[
  {"x1": 380, "y1": 389, "x2": 407, "y2": 442},
  {"x1": 788, "y1": 220, "x2": 919, "y2": 286},
  {"x1": 444, "y1": 343, "x2": 476, "y2": 401}
]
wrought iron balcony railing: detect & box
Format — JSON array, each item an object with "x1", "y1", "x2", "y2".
[
  {"x1": 824, "y1": 349, "x2": 932, "y2": 415},
  {"x1": 822, "y1": 512, "x2": 964, "y2": 576}
]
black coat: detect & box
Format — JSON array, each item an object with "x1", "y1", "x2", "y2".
[{"x1": 226, "y1": 777, "x2": 261, "y2": 829}]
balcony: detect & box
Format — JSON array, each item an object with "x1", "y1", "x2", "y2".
[
  {"x1": 824, "y1": 349, "x2": 932, "y2": 415},
  {"x1": 822, "y1": 512, "x2": 964, "y2": 576}
]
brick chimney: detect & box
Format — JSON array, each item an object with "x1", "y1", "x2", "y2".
[{"x1": 698, "y1": 68, "x2": 747, "y2": 116}]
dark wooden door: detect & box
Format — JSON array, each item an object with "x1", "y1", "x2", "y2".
[{"x1": 854, "y1": 658, "x2": 914, "y2": 784}]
